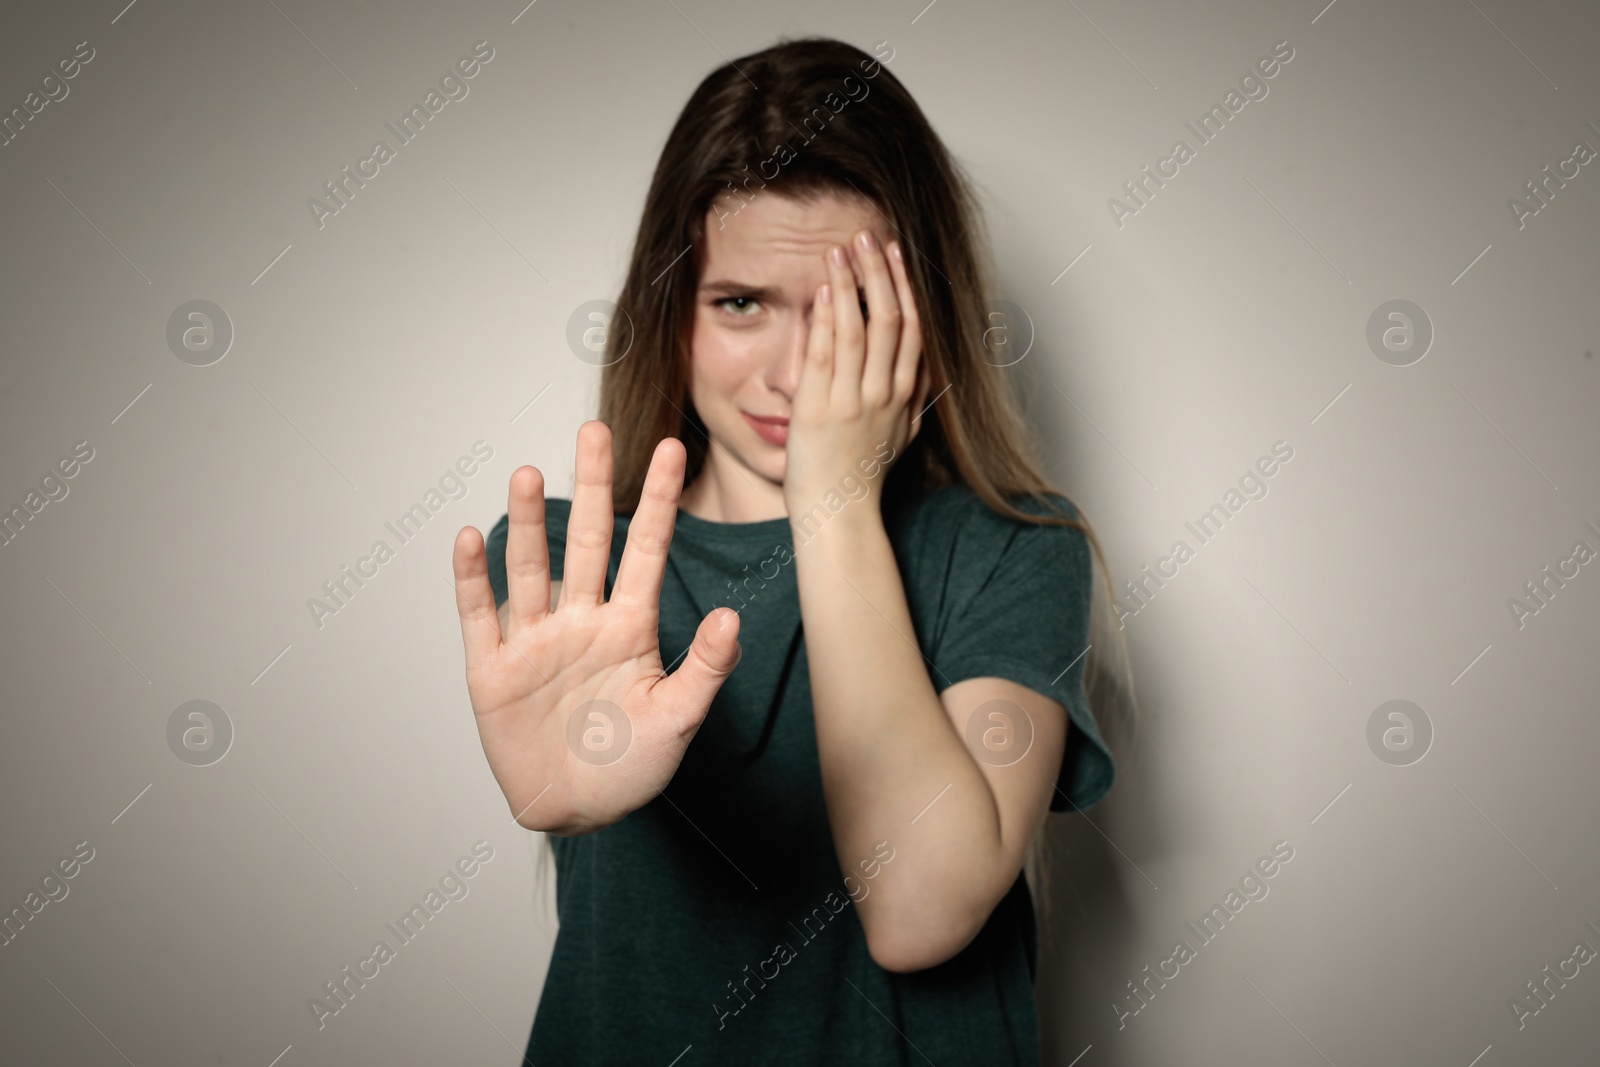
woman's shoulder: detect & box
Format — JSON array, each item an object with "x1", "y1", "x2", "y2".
[
  {"x1": 895, "y1": 481, "x2": 1083, "y2": 547},
  {"x1": 913, "y1": 482, "x2": 1090, "y2": 585}
]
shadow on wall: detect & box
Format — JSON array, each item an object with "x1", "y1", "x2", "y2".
[
  {"x1": 1037, "y1": 810, "x2": 1135, "y2": 1064},
  {"x1": 1006, "y1": 341, "x2": 1176, "y2": 1066}
]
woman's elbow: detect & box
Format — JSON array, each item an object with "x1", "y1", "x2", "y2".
[{"x1": 865, "y1": 914, "x2": 984, "y2": 974}]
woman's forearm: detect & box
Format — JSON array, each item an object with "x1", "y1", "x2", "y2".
[{"x1": 791, "y1": 507, "x2": 1017, "y2": 973}]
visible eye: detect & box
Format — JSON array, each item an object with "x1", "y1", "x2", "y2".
[{"x1": 716, "y1": 296, "x2": 761, "y2": 317}]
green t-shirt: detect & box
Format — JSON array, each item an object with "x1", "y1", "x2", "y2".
[{"x1": 485, "y1": 482, "x2": 1114, "y2": 1066}]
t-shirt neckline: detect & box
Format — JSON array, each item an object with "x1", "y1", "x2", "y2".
[{"x1": 670, "y1": 505, "x2": 793, "y2": 543}]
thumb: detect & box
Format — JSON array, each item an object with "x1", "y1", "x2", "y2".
[{"x1": 654, "y1": 607, "x2": 742, "y2": 732}]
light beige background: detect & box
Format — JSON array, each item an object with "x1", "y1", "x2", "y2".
[{"x1": 1, "y1": 0, "x2": 1597, "y2": 1064}]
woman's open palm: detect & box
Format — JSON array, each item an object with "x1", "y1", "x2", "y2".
[{"x1": 452, "y1": 421, "x2": 743, "y2": 835}]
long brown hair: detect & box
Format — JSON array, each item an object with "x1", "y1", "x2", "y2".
[{"x1": 584, "y1": 34, "x2": 1139, "y2": 943}]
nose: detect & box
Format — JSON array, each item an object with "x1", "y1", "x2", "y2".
[{"x1": 764, "y1": 296, "x2": 814, "y2": 401}]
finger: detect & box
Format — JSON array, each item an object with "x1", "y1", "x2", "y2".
[
  {"x1": 797, "y1": 279, "x2": 834, "y2": 414},
  {"x1": 452, "y1": 525, "x2": 502, "y2": 675},
  {"x1": 651, "y1": 607, "x2": 742, "y2": 736},
  {"x1": 504, "y1": 465, "x2": 552, "y2": 634},
  {"x1": 562, "y1": 420, "x2": 614, "y2": 608},
  {"x1": 885, "y1": 239, "x2": 924, "y2": 408},
  {"x1": 611, "y1": 437, "x2": 685, "y2": 611},
  {"x1": 855, "y1": 230, "x2": 902, "y2": 406},
  {"x1": 826, "y1": 242, "x2": 865, "y2": 403}
]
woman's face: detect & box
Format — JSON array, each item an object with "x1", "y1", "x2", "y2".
[{"x1": 687, "y1": 187, "x2": 896, "y2": 498}]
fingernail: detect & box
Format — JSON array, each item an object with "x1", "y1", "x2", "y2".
[
  {"x1": 819, "y1": 282, "x2": 831, "y2": 305},
  {"x1": 858, "y1": 231, "x2": 877, "y2": 251},
  {"x1": 830, "y1": 245, "x2": 847, "y2": 266},
  {"x1": 889, "y1": 241, "x2": 903, "y2": 263}
]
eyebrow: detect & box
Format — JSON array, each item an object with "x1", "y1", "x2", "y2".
[
  {"x1": 698, "y1": 278, "x2": 865, "y2": 301},
  {"x1": 698, "y1": 279, "x2": 785, "y2": 298}
]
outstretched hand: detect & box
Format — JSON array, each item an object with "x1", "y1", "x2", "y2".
[{"x1": 452, "y1": 421, "x2": 743, "y2": 836}]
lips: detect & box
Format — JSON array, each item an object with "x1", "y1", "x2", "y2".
[{"x1": 742, "y1": 411, "x2": 788, "y2": 446}]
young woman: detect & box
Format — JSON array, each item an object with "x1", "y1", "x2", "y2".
[{"x1": 452, "y1": 35, "x2": 1128, "y2": 1066}]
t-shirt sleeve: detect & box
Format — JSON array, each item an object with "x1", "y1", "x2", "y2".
[
  {"x1": 926, "y1": 491, "x2": 1116, "y2": 814},
  {"x1": 485, "y1": 497, "x2": 572, "y2": 608}
]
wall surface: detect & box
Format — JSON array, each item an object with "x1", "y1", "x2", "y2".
[{"x1": 1, "y1": 1, "x2": 1596, "y2": 1064}]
